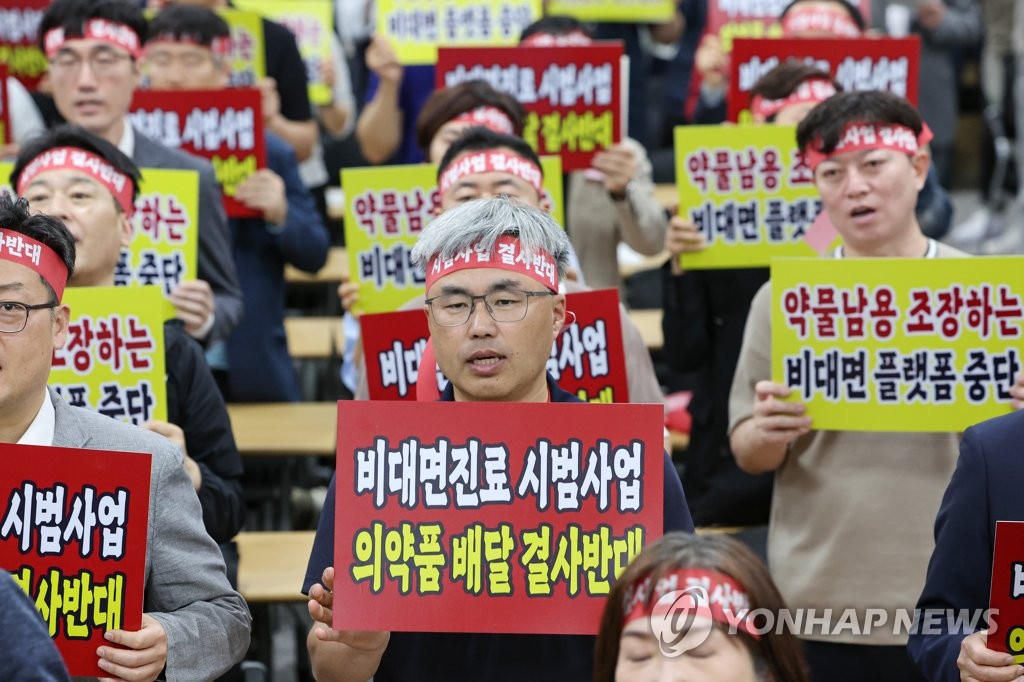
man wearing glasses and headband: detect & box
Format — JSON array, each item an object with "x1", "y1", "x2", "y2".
[
  {"x1": 303, "y1": 196, "x2": 693, "y2": 682},
  {"x1": 0, "y1": 194, "x2": 249, "y2": 679}
]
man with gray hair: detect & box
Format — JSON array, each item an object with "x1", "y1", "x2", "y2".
[{"x1": 303, "y1": 197, "x2": 693, "y2": 682}]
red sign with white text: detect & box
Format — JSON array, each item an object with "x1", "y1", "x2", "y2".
[
  {"x1": 0, "y1": 444, "x2": 151, "y2": 676},
  {"x1": 705, "y1": 0, "x2": 871, "y2": 52},
  {"x1": 435, "y1": 44, "x2": 624, "y2": 171},
  {"x1": 129, "y1": 88, "x2": 267, "y2": 217},
  {"x1": 334, "y1": 400, "x2": 665, "y2": 633},
  {"x1": 988, "y1": 521, "x2": 1024, "y2": 663},
  {"x1": 361, "y1": 289, "x2": 630, "y2": 402},
  {"x1": 0, "y1": 0, "x2": 48, "y2": 91},
  {"x1": 727, "y1": 37, "x2": 921, "y2": 122}
]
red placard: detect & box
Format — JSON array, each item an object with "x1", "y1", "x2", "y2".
[
  {"x1": 0, "y1": 0, "x2": 48, "y2": 91},
  {"x1": 988, "y1": 521, "x2": 1024, "y2": 663},
  {"x1": 705, "y1": 0, "x2": 871, "y2": 51},
  {"x1": 726, "y1": 37, "x2": 920, "y2": 122},
  {"x1": 360, "y1": 289, "x2": 631, "y2": 402},
  {"x1": 0, "y1": 444, "x2": 151, "y2": 676},
  {"x1": 334, "y1": 400, "x2": 665, "y2": 633},
  {"x1": 129, "y1": 88, "x2": 267, "y2": 218},
  {"x1": 435, "y1": 44, "x2": 624, "y2": 171},
  {"x1": 0, "y1": 64, "x2": 10, "y2": 146}
]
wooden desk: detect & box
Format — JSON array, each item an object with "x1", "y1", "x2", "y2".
[
  {"x1": 228, "y1": 402, "x2": 338, "y2": 457},
  {"x1": 285, "y1": 316, "x2": 342, "y2": 359},
  {"x1": 236, "y1": 531, "x2": 314, "y2": 603},
  {"x1": 285, "y1": 246, "x2": 347, "y2": 284},
  {"x1": 654, "y1": 184, "x2": 677, "y2": 211},
  {"x1": 619, "y1": 250, "x2": 671, "y2": 279},
  {"x1": 628, "y1": 309, "x2": 663, "y2": 351}
]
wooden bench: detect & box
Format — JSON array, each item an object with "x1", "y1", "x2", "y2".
[
  {"x1": 227, "y1": 402, "x2": 338, "y2": 457},
  {"x1": 619, "y1": 250, "x2": 671, "y2": 279},
  {"x1": 628, "y1": 309, "x2": 663, "y2": 351},
  {"x1": 236, "y1": 530, "x2": 315, "y2": 603},
  {"x1": 285, "y1": 316, "x2": 343, "y2": 360},
  {"x1": 654, "y1": 184, "x2": 677, "y2": 211},
  {"x1": 285, "y1": 246, "x2": 347, "y2": 284}
]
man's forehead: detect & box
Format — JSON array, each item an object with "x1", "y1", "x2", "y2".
[
  {"x1": 432, "y1": 268, "x2": 533, "y2": 291},
  {"x1": 26, "y1": 167, "x2": 105, "y2": 189},
  {"x1": 146, "y1": 41, "x2": 213, "y2": 55}
]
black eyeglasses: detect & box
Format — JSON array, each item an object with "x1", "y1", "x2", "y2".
[
  {"x1": 425, "y1": 290, "x2": 555, "y2": 327},
  {"x1": 0, "y1": 301, "x2": 59, "y2": 334}
]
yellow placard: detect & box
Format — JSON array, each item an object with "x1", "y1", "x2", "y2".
[
  {"x1": 118, "y1": 169, "x2": 200, "y2": 303},
  {"x1": 539, "y1": 155, "x2": 564, "y2": 228},
  {"x1": 0, "y1": 161, "x2": 12, "y2": 198},
  {"x1": 219, "y1": 8, "x2": 268, "y2": 87},
  {"x1": 377, "y1": 0, "x2": 543, "y2": 65},
  {"x1": 675, "y1": 125, "x2": 835, "y2": 269},
  {"x1": 344, "y1": 164, "x2": 436, "y2": 314},
  {"x1": 233, "y1": 0, "x2": 333, "y2": 105},
  {"x1": 546, "y1": 0, "x2": 675, "y2": 22},
  {"x1": 51, "y1": 287, "x2": 168, "y2": 424},
  {"x1": 771, "y1": 257, "x2": 1024, "y2": 432},
  {"x1": 718, "y1": 21, "x2": 782, "y2": 53}
]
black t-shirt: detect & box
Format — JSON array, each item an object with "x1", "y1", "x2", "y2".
[{"x1": 260, "y1": 17, "x2": 313, "y2": 122}]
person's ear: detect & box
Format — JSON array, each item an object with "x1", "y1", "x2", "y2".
[
  {"x1": 910, "y1": 148, "x2": 930, "y2": 192},
  {"x1": 52, "y1": 303, "x2": 71, "y2": 350},
  {"x1": 119, "y1": 210, "x2": 134, "y2": 248},
  {"x1": 551, "y1": 294, "x2": 566, "y2": 336}
]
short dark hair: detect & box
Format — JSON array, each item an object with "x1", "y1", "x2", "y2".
[
  {"x1": 147, "y1": 4, "x2": 230, "y2": 46},
  {"x1": 0, "y1": 195, "x2": 77, "y2": 300},
  {"x1": 519, "y1": 15, "x2": 593, "y2": 42},
  {"x1": 416, "y1": 80, "x2": 526, "y2": 154},
  {"x1": 436, "y1": 128, "x2": 544, "y2": 181},
  {"x1": 11, "y1": 124, "x2": 143, "y2": 210},
  {"x1": 796, "y1": 90, "x2": 924, "y2": 155},
  {"x1": 39, "y1": 0, "x2": 147, "y2": 52},
  {"x1": 780, "y1": 0, "x2": 866, "y2": 32}
]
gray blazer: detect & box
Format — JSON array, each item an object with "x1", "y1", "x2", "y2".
[
  {"x1": 50, "y1": 388, "x2": 250, "y2": 681},
  {"x1": 132, "y1": 130, "x2": 244, "y2": 346}
]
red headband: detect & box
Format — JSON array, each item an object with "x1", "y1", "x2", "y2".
[
  {"x1": 17, "y1": 147, "x2": 135, "y2": 218},
  {"x1": 450, "y1": 106, "x2": 515, "y2": 135},
  {"x1": 439, "y1": 150, "x2": 544, "y2": 196},
  {"x1": 520, "y1": 30, "x2": 593, "y2": 47},
  {"x1": 804, "y1": 121, "x2": 933, "y2": 170},
  {"x1": 622, "y1": 569, "x2": 761, "y2": 639},
  {"x1": 425, "y1": 235, "x2": 559, "y2": 293},
  {"x1": 144, "y1": 34, "x2": 232, "y2": 57},
  {"x1": 0, "y1": 230, "x2": 69, "y2": 301},
  {"x1": 44, "y1": 19, "x2": 142, "y2": 59},
  {"x1": 750, "y1": 78, "x2": 836, "y2": 120},
  {"x1": 781, "y1": 7, "x2": 862, "y2": 37}
]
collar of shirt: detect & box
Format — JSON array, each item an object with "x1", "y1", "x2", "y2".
[
  {"x1": 17, "y1": 388, "x2": 55, "y2": 446},
  {"x1": 118, "y1": 123, "x2": 136, "y2": 158},
  {"x1": 833, "y1": 238, "x2": 937, "y2": 259}
]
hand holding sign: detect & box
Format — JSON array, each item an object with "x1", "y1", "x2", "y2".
[
  {"x1": 308, "y1": 566, "x2": 390, "y2": 675},
  {"x1": 96, "y1": 614, "x2": 168, "y2": 682},
  {"x1": 170, "y1": 280, "x2": 215, "y2": 338},
  {"x1": 664, "y1": 215, "x2": 707, "y2": 274},
  {"x1": 695, "y1": 34, "x2": 728, "y2": 90},
  {"x1": 956, "y1": 630, "x2": 1024, "y2": 682},
  {"x1": 234, "y1": 169, "x2": 287, "y2": 226},
  {"x1": 590, "y1": 143, "x2": 639, "y2": 197},
  {"x1": 366, "y1": 35, "x2": 404, "y2": 86},
  {"x1": 732, "y1": 380, "x2": 811, "y2": 475}
]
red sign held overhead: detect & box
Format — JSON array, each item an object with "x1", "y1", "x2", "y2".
[
  {"x1": 333, "y1": 400, "x2": 665, "y2": 633},
  {"x1": 727, "y1": 37, "x2": 921, "y2": 122},
  {"x1": 129, "y1": 88, "x2": 267, "y2": 218},
  {"x1": 360, "y1": 289, "x2": 631, "y2": 402},
  {"x1": 0, "y1": 443, "x2": 151, "y2": 676},
  {"x1": 435, "y1": 44, "x2": 624, "y2": 171}
]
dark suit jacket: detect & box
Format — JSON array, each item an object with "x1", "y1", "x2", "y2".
[
  {"x1": 50, "y1": 388, "x2": 250, "y2": 680},
  {"x1": 908, "y1": 409, "x2": 1024, "y2": 680},
  {"x1": 226, "y1": 132, "x2": 329, "y2": 402},
  {"x1": 132, "y1": 129, "x2": 244, "y2": 345}
]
